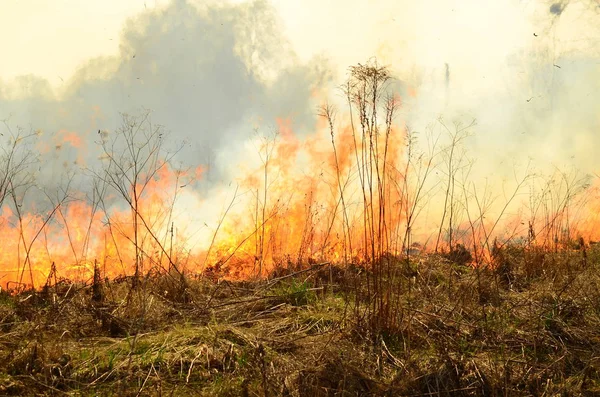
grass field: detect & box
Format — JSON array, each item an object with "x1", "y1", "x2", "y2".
[{"x1": 1, "y1": 243, "x2": 600, "y2": 396}]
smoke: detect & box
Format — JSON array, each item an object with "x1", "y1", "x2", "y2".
[
  {"x1": 549, "y1": 2, "x2": 564, "y2": 15},
  {"x1": 0, "y1": 0, "x2": 329, "y2": 193},
  {"x1": 373, "y1": 0, "x2": 600, "y2": 184},
  {"x1": 1, "y1": 0, "x2": 599, "y2": 243}
]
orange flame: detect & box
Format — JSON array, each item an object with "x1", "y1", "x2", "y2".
[{"x1": 0, "y1": 105, "x2": 598, "y2": 289}]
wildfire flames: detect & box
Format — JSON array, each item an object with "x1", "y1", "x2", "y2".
[{"x1": 0, "y1": 64, "x2": 597, "y2": 291}]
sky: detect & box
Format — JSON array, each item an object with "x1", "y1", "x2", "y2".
[
  {"x1": 0, "y1": 1, "x2": 594, "y2": 82},
  {"x1": 1, "y1": 1, "x2": 596, "y2": 84},
  {"x1": 0, "y1": 0, "x2": 599, "y2": 180}
]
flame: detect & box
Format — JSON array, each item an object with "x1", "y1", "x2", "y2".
[
  {"x1": 0, "y1": 100, "x2": 597, "y2": 290},
  {"x1": 0, "y1": 160, "x2": 199, "y2": 289},
  {"x1": 57, "y1": 130, "x2": 83, "y2": 149}
]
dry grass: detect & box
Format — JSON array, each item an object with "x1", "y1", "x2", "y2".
[{"x1": 1, "y1": 244, "x2": 600, "y2": 396}]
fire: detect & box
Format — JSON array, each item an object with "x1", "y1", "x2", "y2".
[
  {"x1": 57, "y1": 130, "x2": 83, "y2": 149},
  {"x1": 0, "y1": 64, "x2": 596, "y2": 290},
  {"x1": 201, "y1": 116, "x2": 411, "y2": 276}
]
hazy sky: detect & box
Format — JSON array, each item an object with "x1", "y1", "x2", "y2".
[
  {"x1": 2, "y1": 0, "x2": 596, "y2": 86},
  {"x1": 1, "y1": 0, "x2": 599, "y2": 176}
]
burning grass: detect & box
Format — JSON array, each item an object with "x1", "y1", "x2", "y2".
[
  {"x1": 1, "y1": 244, "x2": 600, "y2": 396},
  {"x1": 2, "y1": 60, "x2": 600, "y2": 396}
]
